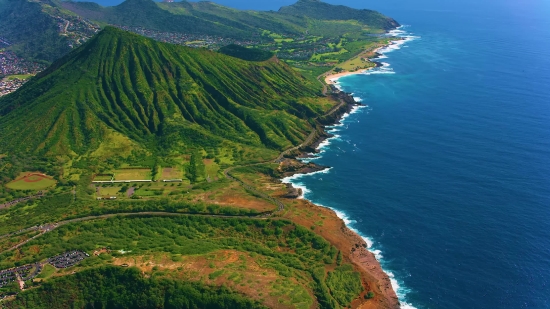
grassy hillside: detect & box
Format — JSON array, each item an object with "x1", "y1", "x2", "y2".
[
  {"x1": 0, "y1": 0, "x2": 398, "y2": 64},
  {"x1": 4, "y1": 266, "x2": 267, "y2": 309},
  {"x1": 1, "y1": 216, "x2": 364, "y2": 309},
  {"x1": 62, "y1": 0, "x2": 397, "y2": 38},
  {"x1": 0, "y1": 0, "x2": 71, "y2": 63},
  {"x1": 278, "y1": 0, "x2": 399, "y2": 31},
  {"x1": 0, "y1": 27, "x2": 322, "y2": 158}
]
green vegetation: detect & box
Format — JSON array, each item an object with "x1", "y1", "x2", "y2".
[
  {"x1": 5, "y1": 74, "x2": 34, "y2": 81},
  {"x1": 219, "y1": 44, "x2": 274, "y2": 62},
  {"x1": 0, "y1": 216, "x2": 364, "y2": 308},
  {"x1": 0, "y1": 0, "x2": 71, "y2": 63},
  {"x1": 35, "y1": 264, "x2": 56, "y2": 280},
  {"x1": 5, "y1": 173, "x2": 56, "y2": 190},
  {"x1": 186, "y1": 150, "x2": 206, "y2": 183},
  {"x1": 278, "y1": 0, "x2": 399, "y2": 31},
  {"x1": 0, "y1": 2, "x2": 399, "y2": 305},
  {"x1": 5, "y1": 266, "x2": 267, "y2": 309},
  {"x1": 0, "y1": 0, "x2": 399, "y2": 69},
  {"x1": 326, "y1": 265, "x2": 364, "y2": 306},
  {"x1": 0, "y1": 27, "x2": 321, "y2": 159}
]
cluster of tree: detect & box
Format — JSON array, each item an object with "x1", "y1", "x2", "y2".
[
  {"x1": 219, "y1": 44, "x2": 274, "y2": 62},
  {"x1": 186, "y1": 150, "x2": 205, "y2": 183},
  {"x1": 0, "y1": 216, "x2": 364, "y2": 308},
  {"x1": 4, "y1": 266, "x2": 266, "y2": 309}
]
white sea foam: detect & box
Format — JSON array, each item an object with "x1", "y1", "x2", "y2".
[
  {"x1": 281, "y1": 168, "x2": 333, "y2": 198},
  {"x1": 372, "y1": 249, "x2": 383, "y2": 260},
  {"x1": 353, "y1": 97, "x2": 363, "y2": 102},
  {"x1": 327, "y1": 206, "x2": 419, "y2": 309},
  {"x1": 282, "y1": 26, "x2": 420, "y2": 307}
]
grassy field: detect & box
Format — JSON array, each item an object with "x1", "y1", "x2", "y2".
[
  {"x1": 93, "y1": 174, "x2": 113, "y2": 181},
  {"x1": 161, "y1": 167, "x2": 183, "y2": 180},
  {"x1": 114, "y1": 169, "x2": 152, "y2": 181},
  {"x1": 35, "y1": 264, "x2": 56, "y2": 280},
  {"x1": 5, "y1": 74, "x2": 33, "y2": 81},
  {"x1": 0, "y1": 216, "x2": 363, "y2": 308},
  {"x1": 97, "y1": 187, "x2": 121, "y2": 197},
  {"x1": 5, "y1": 172, "x2": 56, "y2": 190},
  {"x1": 204, "y1": 159, "x2": 220, "y2": 181}
]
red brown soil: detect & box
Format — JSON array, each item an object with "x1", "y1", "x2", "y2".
[
  {"x1": 13, "y1": 173, "x2": 51, "y2": 183},
  {"x1": 112, "y1": 250, "x2": 314, "y2": 309},
  {"x1": 215, "y1": 194, "x2": 274, "y2": 212},
  {"x1": 281, "y1": 198, "x2": 400, "y2": 309}
]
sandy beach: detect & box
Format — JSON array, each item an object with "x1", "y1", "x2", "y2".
[
  {"x1": 324, "y1": 70, "x2": 368, "y2": 85},
  {"x1": 323, "y1": 41, "x2": 400, "y2": 86}
]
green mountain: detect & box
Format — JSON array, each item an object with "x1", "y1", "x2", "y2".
[
  {"x1": 61, "y1": 0, "x2": 398, "y2": 37},
  {"x1": 0, "y1": 27, "x2": 322, "y2": 157},
  {"x1": 0, "y1": 0, "x2": 398, "y2": 63},
  {"x1": 0, "y1": 0, "x2": 71, "y2": 63},
  {"x1": 278, "y1": 0, "x2": 399, "y2": 30},
  {"x1": 61, "y1": 0, "x2": 250, "y2": 38}
]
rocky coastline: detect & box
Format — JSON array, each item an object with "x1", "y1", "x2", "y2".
[{"x1": 277, "y1": 89, "x2": 401, "y2": 309}]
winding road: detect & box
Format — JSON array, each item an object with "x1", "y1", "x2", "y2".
[{"x1": 0, "y1": 97, "x2": 350, "y2": 255}]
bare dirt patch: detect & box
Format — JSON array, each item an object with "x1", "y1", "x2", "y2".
[{"x1": 112, "y1": 250, "x2": 314, "y2": 309}]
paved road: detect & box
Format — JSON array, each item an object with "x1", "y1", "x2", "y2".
[{"x1": 0, "y1": 97, "x2": 350, "y2": 255}]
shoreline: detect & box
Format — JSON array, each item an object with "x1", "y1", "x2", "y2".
[
  {"x1": 275, "y1": 32, "x2": 413, "y2": 308},
  {"x1": 324, "y1": 35, "x2": 406, "y2": 86},
  {"x1": 278, "y1": 99, "x2": 400, "y2": 308}
]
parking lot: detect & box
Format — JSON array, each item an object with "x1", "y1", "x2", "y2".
[
  {"x1": 0, "y1": 264, "x2": 41, "y2": 288},
  {"x1": 0, "y1": 250, "x2": 88, "y2": 289},
  {"x1": 47, "y1": 250, "x2": 89, "y2": 269}
]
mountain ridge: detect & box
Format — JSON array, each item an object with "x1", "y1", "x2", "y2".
[
  {"x1": 0, "y1": 0, "x2": 399, "y2": 63},
  {"x1": 0, "y1": 27, "x2": 323, "y2": 157}
]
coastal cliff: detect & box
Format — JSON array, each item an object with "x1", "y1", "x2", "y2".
[{"x1": 277, "y1": 91, "x2": 400, "y2": 309}]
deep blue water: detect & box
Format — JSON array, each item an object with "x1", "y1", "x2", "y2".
[
  {"x1": 79, "y1": 0, "x2": 550, "y2": 308},
  {"x1": 284, "y1": 0, "x2": 550, "y2": 308}
]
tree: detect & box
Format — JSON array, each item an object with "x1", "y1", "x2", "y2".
[{"x1": 186, "y1": 150, "x2": 205, "y2": 183}]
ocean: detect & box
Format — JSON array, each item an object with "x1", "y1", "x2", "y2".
[
  {"x1": 73, "y1": 0, "x2": 550, "y2": 307},
  {"x1": 283, "y1": 0, "x2": 550, "y2": 308}
]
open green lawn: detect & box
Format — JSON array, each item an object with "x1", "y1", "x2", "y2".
[
  {"x1": 93, "y1": 174, "x2": 113, "y2": 181},
  {"x1": 5, "y1": 74, "x2": 33, "y2": 81},
  {"x1": 204, "y1": 159, "x2": 220, "y2": 181},
  {"x1": 114, "y1": 169, "x2": 152, "y2": 181},
  {"x1": 36, "y1": 264, "x2": 56, "y2": 279},
  {"x1": 97, "y1": 187, "x2": 121, "y2": 196}
]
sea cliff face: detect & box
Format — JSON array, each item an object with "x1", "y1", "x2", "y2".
[{"x1": 278, "y1": 91, "x2": 400, "y2": 309}]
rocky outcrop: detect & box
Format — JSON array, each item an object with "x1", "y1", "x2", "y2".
[{"x1": 283, "y1": 184, "x2": 303, "y2": 199}]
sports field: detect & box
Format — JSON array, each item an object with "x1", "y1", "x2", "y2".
[
  {"x1": 5, "y1": 172, "x2": 56, "y2": 190},
  {"x1": 114, "y1": 169, "x2": 152, "y2": 181}
]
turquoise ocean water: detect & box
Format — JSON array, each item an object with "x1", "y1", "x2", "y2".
[{"x1": 283, "y1": 0, "x2": 550, "y2": 308}]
